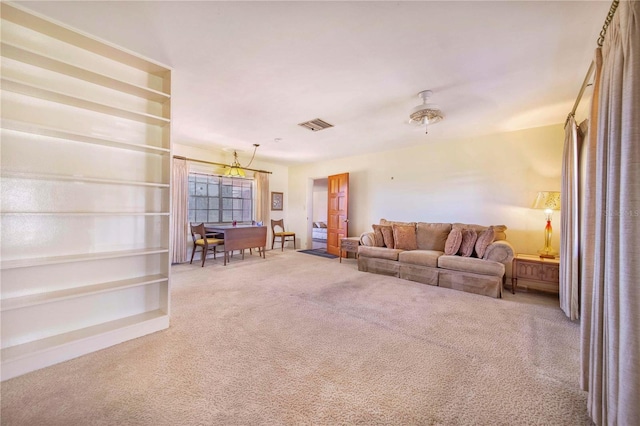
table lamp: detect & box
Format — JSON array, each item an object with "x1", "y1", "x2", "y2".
[{"x1": 532, "y1": 191, "x2": 561, "y2": 258}]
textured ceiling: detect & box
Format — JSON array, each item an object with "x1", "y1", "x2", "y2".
[{"x1": 18, "y1": 1, "x2": 611, "y2": 165}]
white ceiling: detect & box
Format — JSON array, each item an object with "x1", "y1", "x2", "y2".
[{"x1": 19, "y1": 1, "x2": 611, "y2": 166}]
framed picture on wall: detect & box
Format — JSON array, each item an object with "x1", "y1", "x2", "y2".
[{"x1": 271, "y1": 192, "x2": 283, "y2": 211}]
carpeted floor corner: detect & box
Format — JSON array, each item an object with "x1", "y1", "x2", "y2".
[{"x1": 0, "y1": 250, "x2": 591, "y2": 425}]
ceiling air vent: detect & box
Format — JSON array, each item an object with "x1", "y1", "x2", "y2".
[{"x1": 298, "y1": 118, "x2": 334, "y2": 132}]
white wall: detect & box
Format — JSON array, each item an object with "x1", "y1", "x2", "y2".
[{"x1": 288, "y1": 124, "x2": 564, "y2": 256}]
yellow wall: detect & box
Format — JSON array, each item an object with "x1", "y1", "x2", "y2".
[{"x1": 287, "y1": 124, "x2": 564, "y2": 255}]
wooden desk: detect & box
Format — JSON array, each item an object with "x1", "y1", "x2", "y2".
[{"x1": 205, "y1": 225, "x2": 267, "y2": 266}]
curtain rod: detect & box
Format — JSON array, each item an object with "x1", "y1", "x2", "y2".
[
  {"x1": 566, "y1": 61, "x2": 595, "y2": 126},
  {"x1": 565, "y1": 0, "x2": 619, "y2": 127},
  {"x1": 173, "y1": 155, "x2": 273, "y2": 174}
]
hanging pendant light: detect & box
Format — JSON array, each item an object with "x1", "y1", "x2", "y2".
[
  {"x1": 224, "y1": 144, "x2": 259, "y2": 177},
  {"x1": 409, "y1": 90, "x2": 444, "y2": 134}
]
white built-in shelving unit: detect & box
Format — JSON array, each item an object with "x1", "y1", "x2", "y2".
[{"x1": 0, "y1": 3, "x2": 172, "y2": 380}]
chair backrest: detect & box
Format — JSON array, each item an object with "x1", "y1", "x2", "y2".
[
  {"x1": 190, "y1": 223, "x2": 205, "y2": 241},
  {"x1": 271, "y1": 219, "x2": 285, "y2": 233}
]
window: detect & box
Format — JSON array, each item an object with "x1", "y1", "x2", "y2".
[{"x1": 188, "y1": 173, "x2": 253, "y2": 223}]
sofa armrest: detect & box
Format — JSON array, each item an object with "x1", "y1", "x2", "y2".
[
  {"x1": 483, "y1": 240, "x2": 514, "y2": 265},
  {"x1": 360, "y1": 231, "x2": 375, "y2": 247}
]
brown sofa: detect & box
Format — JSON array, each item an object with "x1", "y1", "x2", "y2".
[{"x1": 358, "y1": 219, "x2": 515, "y2": 298}]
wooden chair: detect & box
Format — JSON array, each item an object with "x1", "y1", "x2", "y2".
[
  {"x1": 190, "y1": 223, "x2": 224, "y2": 267},
  {"x1": 271, "y1": 219, "x2": 296, "y2": 251}
]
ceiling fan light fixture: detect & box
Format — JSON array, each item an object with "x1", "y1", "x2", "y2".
[{"x1": 409, "y1": 90, "x2": 444, "y2": 134}]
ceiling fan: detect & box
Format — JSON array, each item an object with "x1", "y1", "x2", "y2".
[{"x1": 408, "y1": 90, "x2": 444, "y2": 134}]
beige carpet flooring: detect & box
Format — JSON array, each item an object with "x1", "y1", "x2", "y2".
[{"x1": 1, "y1": 250, "x2": 591, "y2": 425}]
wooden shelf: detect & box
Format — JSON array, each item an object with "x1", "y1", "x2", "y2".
[
  {"x1": 1, "y1": 3, "x2": 170, "y2": 74},
  {"x1": 1, "y1": 275, "x2": 168, "y2": 312},
  {"x1": 1, "y1": 248, "x2": 169, "y2": 270},
  {"x1": 1, "y1": 309, "x2": 168, "y2": 362},
  {"x1": 0, "y1": 212, "x2": 170, "y2": 216},
  {"x1": 1, "y1": 78, "x2": 170, "y2": 126},
  {"x1": 1, "y1": 170, "x2": 169, "y2": 188},
  {"x1": 1, "y1": 119, "x2": 169, "y2": 154},
  {"x1": 1, "y1": 3, "x2": 171, "y2": 381},
  {"x1": 1, "y1": 42, "x2": 170, "y2": 102}
]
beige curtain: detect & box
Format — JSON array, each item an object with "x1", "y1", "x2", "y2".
[
  {"x1": 581, "y1": 2, "x2": 640, "y2": 424},
  {"x1": 580, "y1": 47, "x2": 602, "y2": 399},
  {"x1": 171, "y1": 158, "x2": 189, "y2": 264},
  {"x1": 560, "y1": 116, "x2": 581, "y2": 320},
  {"x1": 254, "y1": 172, "x2": 270, "y2": 224}
]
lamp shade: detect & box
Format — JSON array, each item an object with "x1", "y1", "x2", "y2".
[
  {"x1": 223, "y1": 150, "x2": 247, "y2": 177},
  {"x1": 224, "y1": 166, "x2": 245, "y2": 177},
  {"x1": 532, "y1": 191, "x2": 561, "y2": 211}
]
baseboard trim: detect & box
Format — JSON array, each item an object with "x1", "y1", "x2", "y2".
[{"x1": 1, "y1": 312, "x2": 169, "y2": 381}]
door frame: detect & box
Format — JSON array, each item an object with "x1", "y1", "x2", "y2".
[{"x1": 306, "y1": 177, "x2": 329, "y2": 250}]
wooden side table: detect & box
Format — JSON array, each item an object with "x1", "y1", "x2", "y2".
[
  {"x1": 340, "y1": 237, "x2": 360, "y2": 263},
  {"x1": 511, "y1": 254, "x2": 560, "y2": 294}
]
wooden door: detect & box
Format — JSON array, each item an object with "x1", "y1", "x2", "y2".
[{"x1": 326, "y1": 173, "x2": 349, "y2": 256}]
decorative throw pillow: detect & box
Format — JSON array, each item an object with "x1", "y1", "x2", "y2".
[
  {"x1": 444, "y1": 228, "x2": 463, "y2": 255},
  {"x1": 371, "y1": 224, "x2": 386, "y2": 247},
  {"x1": 380, "y1": 225, "x2": 395, "y2": 249},
  {"x1": 392, "y1": 224, "x2": 417, "y2": 250},
  {"x1": 318, "y1": 222, "x2": 327, "y2": 228},
  {"x1": 457, "y1": 229, "x2": 478, "y2": 257},
  {"x1": 475, "y1": 226, "x2": 495, "y2": 258},
  {"x1": 453, "y1": 223, "x2": 507, "y2": 241}
]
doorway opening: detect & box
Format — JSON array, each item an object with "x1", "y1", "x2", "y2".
[{"x1": 311, "y1": 178, "x2": 328, "y2": 250}]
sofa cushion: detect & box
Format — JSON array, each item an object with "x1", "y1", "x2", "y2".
[
  {"x1": 398, "y1": 250, "x2": 443, "y2": 268},
  {"x1": 358, "y1": 246, "x2": 404, "y2": 261},
  {"x1": 489, "y1": 226, "x2": 506, "y2": 242},
  {"x1": 393, "y1": 224, "x2": 418, "y2": 250},
  {"x1": 474, "y1": 226, "x2": 495, "y2": 258},
  {"x1": 444, "y1": 228, "x2": 463, "y2": 255},
  {"x1": 453, "y1": 223, "x2": 507, "y2": 241},
  {"x1": 457, "y1": 228, "x2": 478, "y2": 257},
  {"x1": 371, "y1": 225, "x2": 386, "y2": 247},
  {"x1": 379, "y1": 225, "x2": 395, "y2": 248},
  {"x1": 416, "y1": 223, "x2": 452, "y2": 251},
  {"x1": 438, "y1": 255, "x2": 505, "y2": 277},
  {"x1": 380, "y1": 219, "x2": 416, "y2": 227}
]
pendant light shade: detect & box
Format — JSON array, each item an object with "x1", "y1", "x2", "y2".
[
  {"x1": 224, "y1": 144, "x2": 259, "y2": 177},
  {"x1": 224, "y1": 151, "x2": 247, "y2": 177}
]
